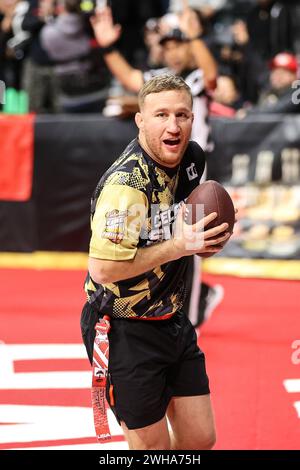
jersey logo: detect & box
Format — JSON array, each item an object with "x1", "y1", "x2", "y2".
[
  {"x1": 186, "y1": 163, "x2": 198, "y2": 181},
  {"x1": 102, "y1": 209, "x2": 129, "y2": 244}
]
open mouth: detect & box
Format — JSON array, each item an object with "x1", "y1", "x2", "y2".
[{"x1": 163, "y1": 138, "x2": 181, "y2": 146}]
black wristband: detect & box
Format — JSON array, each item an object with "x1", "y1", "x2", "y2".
[{"x1": 100, "y1": 44, "x2": 118, "y2": 55}]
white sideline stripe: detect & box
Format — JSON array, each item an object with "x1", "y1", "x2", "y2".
[
  {"x1": 0, "y1": 344, "x2": 125, "y2": 448},
  {"x1": 0, "y1": 343, "x2": 87, "y2": 360},
  {"x1": 0, "y1": 371, "x2": 91, "y2": 389},
  {"x1": 0, "y1": 343, "x2": 92, "y2": 389},
  {"x1": 0, "y1": 405, "x2": 122, "y2": 444},
  {"x1": 283, "y1": 379, "x2": 300, "y2": 393}
]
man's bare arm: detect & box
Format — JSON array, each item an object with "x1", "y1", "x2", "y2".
[
  {"x1": 89, "y1": 239, "x2": 177, "y2": 284},
  {"x1": 91, "y1": 6, "x2": 143, "y2": 93},
  {"x1": 101, "y1": 51, "x2": 143, "y2": 93},
  {"x1": 180, "y1": 7, "x2": 217, "y2": 90},
  {"x1": 89, "y1": 210, "x2": 230, "y2": 284},
  {"x1": 189, "y1": 39, "x2": 217, "y2": 90}
]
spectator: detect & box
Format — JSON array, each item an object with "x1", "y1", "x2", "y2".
[
  {"x1": 259, "y1": 52, "x2": 298, "y2": 106},
  {"x1": 91, "y1": 5, "x2": 217, "y2": 149},
  {"x1": 108, "y1": 0, "x2": 168, "y2": 69},
  {"x1": 41, "y1": 0, "x2": 111, "y2": 113},
  {"x1": 21, "y1": 0, "x2": 59, "y2": 113},
  {"x1": 0, "y1": 0, "x2": 22, "y2": 89},
  {"x1": 246, "y1": 0, "x2": 292, "y2": 61},
  {"x1": 240, "y1": 52, "x2": 299, "y2": 115},
  {"x1": 214, "y1": 1, "x2": 294, "y2": 105},
  {"x1": 0, "y1": 1, "x2": 13, "y2": 83},
  {"x1": 210, "y1": 73, "x2": 243, "y2": 116}
]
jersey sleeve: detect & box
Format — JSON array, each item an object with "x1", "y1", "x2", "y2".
[{"x1": 89, "y1": 184, "x2": 148, "y2": 261}]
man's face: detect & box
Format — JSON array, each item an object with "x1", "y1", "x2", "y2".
[
  {"x1": 135, "y1": 89, "x2": 194, "y2": 168},
  {"x1": 162, "y1": 40, "x2": 192, "y2": 74},
  {"x1": 270, "y1": 67, "x2": 297, "y2": 92}
]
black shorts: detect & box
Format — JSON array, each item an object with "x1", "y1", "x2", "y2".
[{"x1": 81, "y1": 304, "x2": 209, "y2": 430}]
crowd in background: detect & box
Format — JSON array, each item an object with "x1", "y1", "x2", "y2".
[{"x1": 0, "y1": 0, "x2": 300, "y2": 116}]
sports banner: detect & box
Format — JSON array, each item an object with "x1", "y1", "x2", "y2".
[{"x1": 205, "y1": 114, "x2": 300, "y2": 277}]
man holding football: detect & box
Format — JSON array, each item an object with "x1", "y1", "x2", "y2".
[{"x1": 81, "y1": 74, "x2": 231, "y2": 450}]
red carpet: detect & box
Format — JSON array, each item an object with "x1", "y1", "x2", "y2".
[{"x1": 0, "y1": 268, "x2": 299, "y2": 449}]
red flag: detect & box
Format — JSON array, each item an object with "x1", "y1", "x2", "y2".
[{"x1": 0, "y1": 114, "x2": 35, "y2": 201}]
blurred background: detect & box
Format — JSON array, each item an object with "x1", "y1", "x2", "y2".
[{"x1": 0, "y1": 0, "x2": 300, "y2": 450}]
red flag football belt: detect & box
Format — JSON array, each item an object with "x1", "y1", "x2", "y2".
[{"x1": 91, "y1": 315, "x2": 114, "y2": 441}]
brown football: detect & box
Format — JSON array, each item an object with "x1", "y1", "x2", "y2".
[{"x1": 186, "y1": 180, "x2": 235, "y2": 257}]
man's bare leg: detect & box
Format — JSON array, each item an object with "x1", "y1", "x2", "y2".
[
  {"x1": 167, "y1": 395, "x2": 216, "y2": 450},
  {"x1": 120, "y1": 416, "x2": 171, "y2": 450}
]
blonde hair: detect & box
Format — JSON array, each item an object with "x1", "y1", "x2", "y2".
[{"x1": 138, "y1": 74, "x2": 193, "y2": 109}]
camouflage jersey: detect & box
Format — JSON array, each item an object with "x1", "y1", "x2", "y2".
[{"x1": 85, "y1": 138, "x2": 205, "y2": 319}]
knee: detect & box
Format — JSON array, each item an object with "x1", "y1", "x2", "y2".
[
  {"x1": 139, "y1": 434, "x2": 171, "y2": 450},
  {"x1": 174, "y1": 430, "x2": 216, "y2": 450},
  {"x1": 133, "y1": 440, "x2": 171, "y2": 451},
  {"x1": 198, "y1": 429, "x2": 216, "y2": 450}
]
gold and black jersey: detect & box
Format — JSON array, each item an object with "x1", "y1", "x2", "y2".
[{"x1": 85, "y1": 138, "x2": 205, "y2": 319}]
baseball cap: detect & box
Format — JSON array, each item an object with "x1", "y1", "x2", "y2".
[
  {"x1": 270, "y1": 52, "x2": 298, "y2": 73},
  {"x1": 159, "y1": 28, "x2": 189, "y2": 46}
]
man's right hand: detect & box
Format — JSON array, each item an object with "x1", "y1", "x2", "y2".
[
  {"x1": 90, "y1": 6, "x2": 122, "y2": 48},
  {"x1": 172, "y1": 204, "x2": 231, "y2": 258}
]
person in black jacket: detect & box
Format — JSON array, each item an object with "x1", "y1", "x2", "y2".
[
  {"x1": 40, "y1": 0, "x2": 111, "y2": 113},
  {"x1": 228, "y1": 1, "x2": 293, "y2": 104},
  {"x1": 0, "y1": 0, "x2": 22, "y2": 91},
  {"x1": 21, "y1": 0, "x2": 59, "y2": 112},
  {"x1": 243, "y1": 52, "x2": 299, "y2": 116}
]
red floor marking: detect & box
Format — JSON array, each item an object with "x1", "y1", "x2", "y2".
[
  {"x1": 0, "y1": 389, "x2": 91, "y2": 407},
  {"x1": 14, "y1": 359, "x2": 90, "y2": 373}
]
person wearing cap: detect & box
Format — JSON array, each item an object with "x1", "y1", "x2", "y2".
[
  {"x1": 263, "y1": 52, "x2": 298, "y2": 103},
  {"x1": 90, "y1": 5, "x2": 217, "y2": 150},
  {"x1": 241, "y1": 51, "x2": 299, "y2": 115}
]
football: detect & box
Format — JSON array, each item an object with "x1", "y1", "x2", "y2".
[{"x1": 186, "y1": 180, "x2": 235, "y2": 257}]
